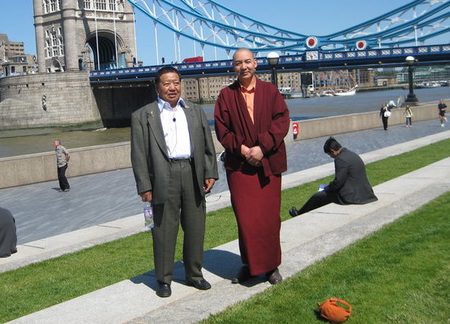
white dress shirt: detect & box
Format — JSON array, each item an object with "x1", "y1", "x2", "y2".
[{"x1": 158, "y1": 97, "x2": 192, "y2": 159}]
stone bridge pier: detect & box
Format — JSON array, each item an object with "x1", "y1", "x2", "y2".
[{"x1": 0, "y1": 72, "x2": 156, "y2": 129}]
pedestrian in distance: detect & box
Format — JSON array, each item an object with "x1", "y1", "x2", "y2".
[
  {"x1": 380, "y1": 102, "x2": 391, "y2": 130},
  {"x1": 404, "y1": 104, "x2": 413, "y2": 127},
  {"x1": 0, "y1": 207, "x2": 17, "y2": 258},
  {"x1": 289, "y1": 137, "x2": 378, "y2": 216},
  {"x1": 438, "y1": 99, "x2": 447, "y2": 127},
  {"x1": 130, "y1": 66, "x2": 218, "y2": 298},
  {"x1": 53, "y1": 139, "x2": 70, "y2": 192},
  {"x1": 214, "y1": 48, "x2": 290, "y2": 286}
]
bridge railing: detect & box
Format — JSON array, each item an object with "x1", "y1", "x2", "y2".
[{"x1": 89, "y1": 44, "x2": 450, "y2": 82}]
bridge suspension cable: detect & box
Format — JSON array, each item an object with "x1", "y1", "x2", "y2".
[{"x1": 127, "y1": 0, "x2": 450, "y2": 63}]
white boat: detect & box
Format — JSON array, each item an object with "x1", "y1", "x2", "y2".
[
  {"x1": 334, "y1": 85, "x2": 358, "y2": 96},
  {"x1": 320, "y1": 90, "x2": 335, "y2": 97},
  {"x1": 290, "y1": 92, "x2": 303, "y2": 98}
]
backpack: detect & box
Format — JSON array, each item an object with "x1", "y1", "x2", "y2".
[{"x1": 318, "y1": 297, "x2": 352, "y2": 323}]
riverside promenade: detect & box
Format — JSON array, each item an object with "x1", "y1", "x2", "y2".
[
  {"x1": 0, "y1": 119, "x2": 447, "y2": 245},
  {"x1": 2, "y1": 124, "x2": 449, "y2": 323}
]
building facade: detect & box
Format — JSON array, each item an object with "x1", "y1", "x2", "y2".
[
  {"x1": 0, "y1": 34, "x2": 38, "y2": 77},
  {"x1": 33, "y1": 0, "x2": 137, "y2": 73}
]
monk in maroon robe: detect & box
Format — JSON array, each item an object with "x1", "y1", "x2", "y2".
[{"x1": 214, "y1": 48, "x2": 290, "y2": 285}]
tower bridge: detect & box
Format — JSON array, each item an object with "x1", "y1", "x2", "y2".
[{"x1": 1, "y1": 0, "x2": 449, "y2": 130}]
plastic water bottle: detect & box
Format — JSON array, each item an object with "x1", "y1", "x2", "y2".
[{"x1": 144, "y1": 202, "x2": 154, "y2": 230}]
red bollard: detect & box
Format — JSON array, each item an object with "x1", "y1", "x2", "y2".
[{"x1": 292, "y1": 122, "x2": 300, "y2": 140}]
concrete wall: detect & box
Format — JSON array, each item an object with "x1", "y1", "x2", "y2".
[
  {"x1": 0, "y1": 142, "x2": 130, "y2": 189},
  {"x1": 0, "y1": 102, "x2": 439, "y2": 189},
  {"x1": 291, "y1": 104, "x2": 437, "y2": 141},
  {"x1": 0, "y1": 72, "x2": 102, "y2": 129}
]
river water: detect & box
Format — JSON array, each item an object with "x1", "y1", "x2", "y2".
[{"x1": 0, "y1": 87, "x2": 448, "y2": 158}]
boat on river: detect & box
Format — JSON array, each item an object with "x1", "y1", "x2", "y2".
[{"x1": 334, "y1": 85, "x2": 358, "y2": 96}]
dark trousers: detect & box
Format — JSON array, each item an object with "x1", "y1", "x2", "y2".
[
  {"x1": 382, "y1": 117, "x2": 389, "y2": 130},
  {"x1": 152, "y1": 159, "x2": 205, "y2": 284},
  {"x1": 57, "y1": 165, "x2": 70, "y2": 190},
  {"x1": 298, "y1": 190, "x2": 342, "y2": 215}
]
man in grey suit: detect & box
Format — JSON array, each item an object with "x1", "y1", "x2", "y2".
[
  {"x1": 289, "y1": 137, "x2": 377, "y2": 216},
  {"x1": 131, "y1": 66, "x2": 218, "y2": 298}
]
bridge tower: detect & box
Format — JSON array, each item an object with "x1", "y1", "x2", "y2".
[{"x1": 33, "y1": 0, "x2": 137, "y2": 73}]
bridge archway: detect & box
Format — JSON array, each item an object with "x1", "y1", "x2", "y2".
[
  {"x1": 50, "y1": 58, "x2": 64, "y2": 72},
  {"x1": 86, "y1": 32, "x2": 126, "y2": 70}
]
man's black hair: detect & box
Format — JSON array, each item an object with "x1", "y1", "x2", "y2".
[
  {"x1": 323, "y1": 137, "x2": 342, "y2": 154},
  {"x1": 155, "y1": 66, "x2": 181, "y2": 84}
]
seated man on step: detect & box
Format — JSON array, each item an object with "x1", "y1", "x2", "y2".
[{"x1": 289, "y1": 137, "x2": 378, "y2": 216}]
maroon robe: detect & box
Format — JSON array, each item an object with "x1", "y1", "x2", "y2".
[{"x1": 214, "y1": 78, "x2": 290, "y2": 275}]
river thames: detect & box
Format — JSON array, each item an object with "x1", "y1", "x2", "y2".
[{"x1": 0, "y1": 86, "x2": 448, "y2": 158}]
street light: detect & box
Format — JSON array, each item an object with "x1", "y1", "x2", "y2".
[
  {"x1": 267, "y1": 51, "x2": 280, "y2": 86},
  {"x1": 405, "y1": 55, "x2": 418, "y2": 104}
]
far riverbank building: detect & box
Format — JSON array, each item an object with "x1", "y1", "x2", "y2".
[{"x1": 33, "y1": 0, "x2": 137, "y2": 73}]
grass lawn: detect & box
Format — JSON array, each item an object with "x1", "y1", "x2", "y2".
[
  {"x1": 0, "y1": 138, "x2": 449, "y2": 322},
  {"x1": 204, "y1": 191, "x2": 450, "y2": 323}
]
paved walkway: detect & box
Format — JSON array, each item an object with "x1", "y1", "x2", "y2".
[
  {"x1": 0, "y1": 119, "x2": 448, "y2": 245},
  {"x1": 6, "y1": 143, "x2": 450, "y2": 323}
]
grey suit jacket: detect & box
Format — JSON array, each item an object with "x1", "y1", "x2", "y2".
[
  {"x1": 131, "y1": 100, "x2": 218, "y2": 204},
  {"x1": 326, "y1": 148, "x2": 378, "y2": 204}
]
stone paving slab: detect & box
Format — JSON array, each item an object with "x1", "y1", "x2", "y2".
[{"x1": 9, "y1": 158, "x2": 450, "y2": 323}]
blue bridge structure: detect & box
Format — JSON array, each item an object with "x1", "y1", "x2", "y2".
[
  {"x1": 90, "y1": 43, "x2": 450, "y2": 83},
  {"x1": 90, "y1": 0, "x2": 450, "y2": 83}
]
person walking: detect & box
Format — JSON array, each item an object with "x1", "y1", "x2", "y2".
[
  {"x1": 131, "y1": 66, "x2": 218, "y2": 298},
  {"x1": 214, "y1": 48, "x2": 290, "y2": 285},
  {"x1": 380, "y1": 103, "x2": 391, "y2": 130},
  {"x1": 289, "y1": 137, "x2": 378, "y2": 216},
  {"x1": 438, "y1": 99, "x2": 447, "y2": 127},
  {"x1": 54, "y1": 140, "x2": 70, "y2": 192},
  {"x1": 404, "y1": 104, "x2": 413, "y2": 127}
]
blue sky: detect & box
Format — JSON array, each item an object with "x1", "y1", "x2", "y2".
[{"x1": 0, "y1": 0, "x2": 445, "y2": 65}]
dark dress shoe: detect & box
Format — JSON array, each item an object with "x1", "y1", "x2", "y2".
[
  {"x1": 289, "y1": 207, "x2": 299, "y2": 217},
  {"x1": 156, "y1": 282, "x2": 171, "y2": 298},
  {"x1": 231, "y1": 265, "x2": 252, "y2": 284},
  {"x1": 186, "y1": 278, "x2": 211, "y2": 290},
  {"x1": 266, "y1": 268, "x2": 283, "y2": 285}
]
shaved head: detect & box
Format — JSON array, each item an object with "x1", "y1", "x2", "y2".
[{"x1": 233, "y1": 48, "x2": 255, "y2": 61}]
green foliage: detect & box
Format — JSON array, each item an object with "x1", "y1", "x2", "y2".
[{"x1": 0, "y1": 139, "x2": 448, "y2": 322}]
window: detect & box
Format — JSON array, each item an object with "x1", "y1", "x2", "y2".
[
  {"x1": 43, "y1": 0, "x2": 49, "y2": 13},
  {"x1": 109, "y1": 0, "x2": 116, "y2": 11},
  {"x1": 45, "y1": 28, "x2": 63, "y2": 58},
  {"x1": 52, "y1": 33, "x2": 57, "y2": 47},
  {"x1": 50, "y1": 0, "x2": 56, "y2": 12},
  {"x1": 84, "y1": 0, "x2": 91, "y2": 9},
  {"x1": 95, "y1": 0, "x2": 107, "y2": 10}
]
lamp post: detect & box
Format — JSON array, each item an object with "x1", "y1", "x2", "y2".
[
  {"x1": 267, "y1": 51, "x2": 280, "y2": 87},
  {"x1": 405, "y1": 55, "x2": 418, "y2": 104}
]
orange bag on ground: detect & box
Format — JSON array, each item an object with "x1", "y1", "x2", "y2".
[{"x1": 318, "y1": 297, "x2": 352, "y2": 323}]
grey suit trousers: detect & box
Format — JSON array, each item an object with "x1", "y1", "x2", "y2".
[{"x1": 152, "y1": 159, "x2": 206, "y2": 284}]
